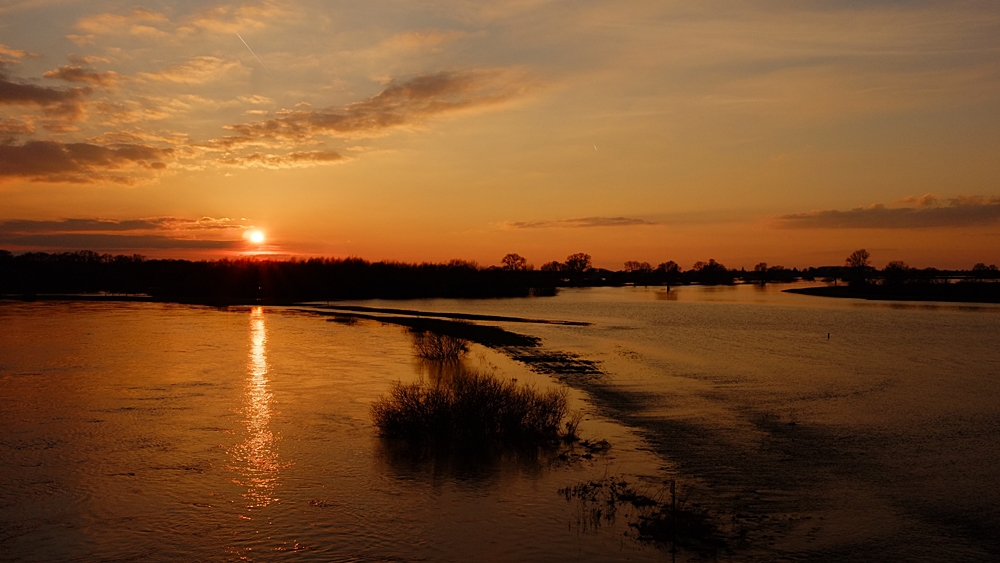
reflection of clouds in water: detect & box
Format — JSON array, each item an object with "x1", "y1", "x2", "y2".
[{"x1": 231, "y1": 306, "x2": 280, "y2": 508}]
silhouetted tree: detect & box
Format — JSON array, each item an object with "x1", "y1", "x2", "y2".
[
  {"x1": 540, "y1": 261, "x2": 563, "y2": 272},
  {"x1": 655, "y1": 260, "x2": 681, "y2": 289},
  {"x1": 501, "y1": 253, "x2": 527, "y2": 271},
  {"x1": 846, "y1": 249, "x2": 872, "y2": 285},
  {"x1": 753, "y1": 262, "x2": 768, "y2": 285},
  {"x1": 564, "y1": 253, "x2": 592, "y2": 273},
  {"x1": 846, "y1": 249, "x2": 870, "y2": 268},
  {"x1": 554, "y1": 253, "x2": 591, "y2": 286},
  {"x1": 767, "y1": 265, "x2": 797, "y2": 283},
  {"x1": 622, "y1": 261, "x2": 648, "y2": 273},
  {"x1": 970, "y1": 263, "x2": 1000, "y2": 282},
  {"x1": 656, "y1": 261, "x2": 679, "y2": 275},
  {"x1": 882, "y1": 261, "x2": 911, "y2": 286},
  {"x1": 622, "y1": 261, "x2": 653, "y2": 286},
  {"x1": 690, "y1": 258, "x2": 733, "y2": 285},
  {"x1": 446, "y1": 259, "x2": 479, "y2": 270}
]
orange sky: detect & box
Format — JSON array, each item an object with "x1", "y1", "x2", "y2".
[{"x1": 1, "y1": 1, "x2": 999, "y2": 269}]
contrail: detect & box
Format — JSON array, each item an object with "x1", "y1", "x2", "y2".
[
  {"x1": 236, "y1": 32, "x2": 273, "y2": 78},
  {"x1": 593, "y1": 142, "x2": 598, "y2": 151}
]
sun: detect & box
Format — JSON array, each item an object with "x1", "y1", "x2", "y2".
[{"x1": 249, "y1": 230, "x2": 265, "y2": 244}]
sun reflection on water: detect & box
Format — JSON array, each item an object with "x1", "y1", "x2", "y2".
[{"x1": 231, "y1": 306, "x2": 281, "y2": 509}]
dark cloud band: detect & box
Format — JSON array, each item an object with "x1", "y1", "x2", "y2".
[
  {"x1": 776, "y1": 196, "x2": 1000, "y2": 229},
  {"x1": 0, "y1": 233, "x2": 242, "y2": 250},
  {"x1": 0, "y1": 141, "x2": 171, "y2": 183},
  {"x1": 505, "y1": 216, "x2": 658, "y2": 229}
]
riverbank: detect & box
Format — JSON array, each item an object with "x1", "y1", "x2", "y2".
[{"x1": 783, "y1": 283, "x2": 1000, "y2": 304}]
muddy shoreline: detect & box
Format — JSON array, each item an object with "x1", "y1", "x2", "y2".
[{"x1": 784, "y1": 284, "x2": 1000, "y2": 304}]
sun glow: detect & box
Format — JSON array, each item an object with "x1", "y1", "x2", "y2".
[{"x1": 249, "y1": 231, "x2": 265, "y2": 244}]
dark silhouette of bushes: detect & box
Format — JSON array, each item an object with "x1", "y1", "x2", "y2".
[
  {"x1": 4, "y1": 249, "x2": 996, "y2": 303},
  {"x1": 0, "y1": 251, "x2": 556, "y2": 303},
  {"x1": 371, "y1": 369, "x2": 570, "y2": 445},
  {"x1": 412, "y1": 332, "x2": 469, "y2": 360}
]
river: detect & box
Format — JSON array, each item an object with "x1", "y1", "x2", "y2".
[{"x1": 2, "y1": 284, "x2": 999, "y2": 562}]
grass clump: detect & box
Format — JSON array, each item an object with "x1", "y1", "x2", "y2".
[
  {"x1": 371, "y1": 369, "x2": 570, "y2": 445},
  {"x1": 411, "y1": 331, "x2": 469, "y2": 360}
]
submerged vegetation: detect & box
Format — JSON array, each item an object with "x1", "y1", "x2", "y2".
[
  {"x1": 371, "y1": 368, "x2": 574, "y2": 446},
  {"x1": 561, "y1": 476, "x2": 732, "y2": 557}
]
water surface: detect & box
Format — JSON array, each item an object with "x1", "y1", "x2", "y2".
[
  {"x1": 0, "y1": 301, "x2": 660, "y2": 562},
  {"x1": 3, "y1": 285, "x2": 1000, "y2": 562}
]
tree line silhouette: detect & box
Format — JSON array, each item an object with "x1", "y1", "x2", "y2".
[{"x1": 0, "y1": 248, "x2": 996, "y2": 304}]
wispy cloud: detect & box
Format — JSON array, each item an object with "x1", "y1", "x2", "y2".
[
  {"x1": 43, "y1": 65, "x2": 119, "y2": 86},
  {"x1": 0, "y1": 43, "x2": 35, "y2": 63},
  {"x1": 204, "y1": 70, "x2": 533, "y2": 150},
  {"x1": 67, "y1": 8, "x2": 169, "y2": 45},
  {"x1": 381, "y1": 30, "x2": 471, "y2": 52},
  {"x1": 503, "y1": 216, "x2": 658, "y2": 229},
  {"x1": 775, "y1": 195, "x2": 1000, "y2": 229},
  {"x1": 218, "y1": 149, "x2": 347, "y2": 168},
  {"x1": 0, "y1": 216, "x2": 250, "y2": 250},
  {"x1": 0, "y1": 217, "x2": 245, "y2": 234},
  {"x1": 0, "y1": 118, "x2": 33, "y2": 136},
  {"x1": 185, "y1": 2, "x2": 293, "y2": 34},
  {"x1": 138, "y1": 56, "x2": 248, "y2": 85},
  {"x1": 0, "y1": 233, "x2": 242, "y2": 250},
  {"x1": 66, "y1": 3, "x2": 294, "y2": 45}
]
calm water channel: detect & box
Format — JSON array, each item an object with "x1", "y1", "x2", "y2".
[{"x1": 2, "y1": 284, "x2": 999, "y2": 562}]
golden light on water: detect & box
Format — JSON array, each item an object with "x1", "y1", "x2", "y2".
[{"x1": 231, "y1": 306, "x2": 280, "y2": 509}]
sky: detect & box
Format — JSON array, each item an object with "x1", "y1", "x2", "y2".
[{"x1": 1, "y1": 0, "x2": 998, "y2": 269}]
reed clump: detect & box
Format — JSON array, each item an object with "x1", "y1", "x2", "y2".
[
  {"x1": 371, "y1": 369, "x2": 571, "y2": 445},
  {"x1": 412, "y1": 331, "x2": 469, "y2": 360}
]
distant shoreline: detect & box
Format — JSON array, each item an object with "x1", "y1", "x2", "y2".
[{"x1": 784, "y1": 284, "x2": 1000, "y2": 304}]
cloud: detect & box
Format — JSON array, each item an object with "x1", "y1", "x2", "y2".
[
  {"x1": 0, "y1": 65, "x2": 90, "y2": 117},
  {"x1": 378, "y1": 30, "x2": 472, "y2": 54},
  {"x1": 896, "y1": 193, "x2": 940, "y2": 207},
  {"x1": 775, "y1": 195, "x2": 1000, "y2": 229},
  {"x1": 205, "y1": 70, "x2": 532, "y2": 150},
  {"x1": 68, "y1": 8, "x2": 168, "y2": 44},
  {"x1": 66, "y1": 3, "x2": 293, "y2": 45},
  {"x1": 218, "y1": 149, "x2": 347, "y2": 168},
  {"x1": 0, "y1": 233, "x2": 242, "y2": 250},
  {"x1": 0, "y1": 140, "x2": 172, "y2": 184},
  {"x1": 43, "y1": 65, "x2": 119, "y2": 85},
  {"x1": 0, "y1": 218, "x2": 167, "y2": 233},
  {"x1": 68, "y1": 55, "x2": 110, "y2": 65},
  {"x1": 0, "y1": 44, "x2": 35, "y2": 63},
  {"x1": 186, "y1": 3, "x2": 291, "y2": 34},
  {"x1": 0, "y1": 216, "x2": 250, "y2": 250},
  {"x1": 0, "y1": 118, "x2": 33, "y2": 136},
  {"x1": 0, "y1": 217, "x2": 245, "y2": 234},
  {"x1": 138, "y1": 56, "x2": 248, "y2": 85},
  {"x1": 504, "y1": 216, "x2": 658, "y2": 229},
  {"x1": 238, "y1": 95, "x2": 272, "y2": 105}
]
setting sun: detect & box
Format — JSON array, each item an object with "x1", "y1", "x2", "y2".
[{"x1": 249, "y1": 231, "x2": 265, "y2": 244}]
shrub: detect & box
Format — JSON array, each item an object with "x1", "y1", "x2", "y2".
[
  {"x1": 371, "y1": 369, "x2": 570, "y2": 445},
  {"x1": 411, "y1": 331, "x2": 468, "y2": 360}
]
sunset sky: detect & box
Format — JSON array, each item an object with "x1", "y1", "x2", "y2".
[{"x1": 1, "y1": 0, "x2": 998, "y2": 269}]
